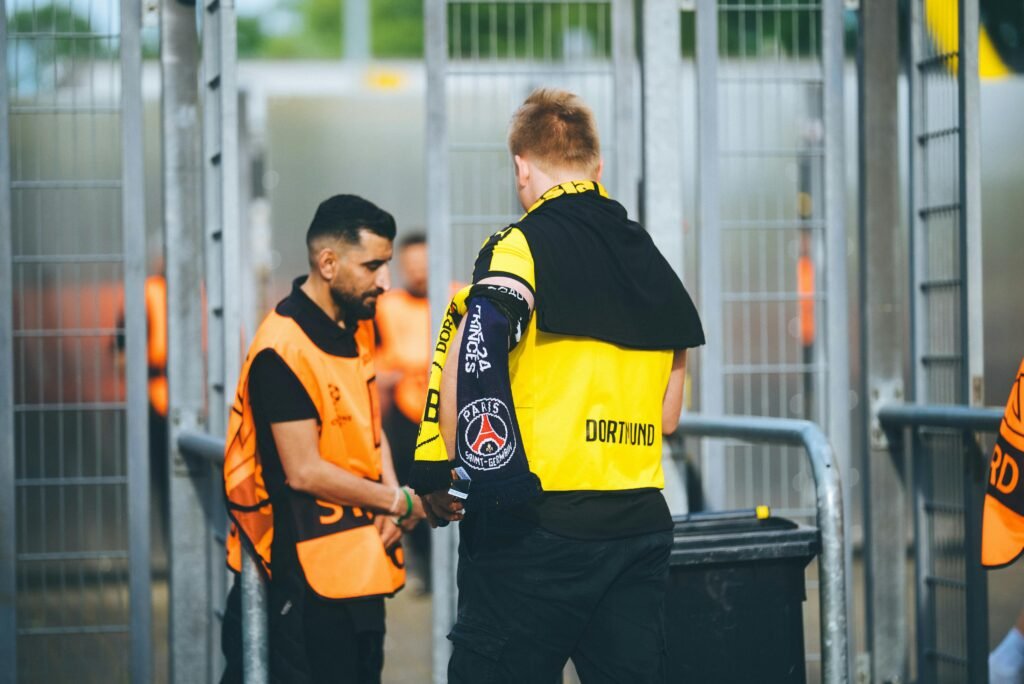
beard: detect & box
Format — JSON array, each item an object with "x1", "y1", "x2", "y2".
[{"x1": 330, "y1": 284, "x2": 382, "y2": 322}]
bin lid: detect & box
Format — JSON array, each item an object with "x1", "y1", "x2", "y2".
[{"x1": 670, "y1": 514, "x2": 820, "y2": 566}]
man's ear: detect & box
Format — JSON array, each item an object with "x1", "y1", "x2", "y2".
[
  {"x1": 594, "y1": 157, "x2": 604, "y2": 182},
  {"x1": 315, "y1": 246, "x2": 338, "y2": 281},
  {"x1": 513, "y1": 154, "x2": 530, "y2": 189}
]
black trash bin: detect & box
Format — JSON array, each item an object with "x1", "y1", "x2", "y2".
[{"x1": 666, "y1": 511, "x2": 820, "y2": 684}]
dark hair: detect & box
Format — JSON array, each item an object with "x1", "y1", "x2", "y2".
[
  {"x1": 398, "y1": 231, "x2": 426, "y2": 250},
  {"x1": 306, "y1": 195, "x2": 396, "y2": 258}
]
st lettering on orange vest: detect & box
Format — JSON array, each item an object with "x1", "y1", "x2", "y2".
[
  {"x1": 982, "y1": 357, "x2": 1024, "y2": 568},
  {"x1": 223, "y1": 312, "x2": 404, "y2": 599},
  {"x1": 145, "y1": 275, "x2": 169, "y2": 417}
]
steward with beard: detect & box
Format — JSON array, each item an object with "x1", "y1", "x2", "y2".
[{"x1": 221, "y1": 195, "x2": 425, "y2": 684}]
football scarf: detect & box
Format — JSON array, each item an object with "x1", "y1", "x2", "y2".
[
  {"x1": 982, "y1": 357, "x2": 1024, "y2": 568},
  {"x1": 408, "y1": 287, "x2": 541, "y2": 510}
]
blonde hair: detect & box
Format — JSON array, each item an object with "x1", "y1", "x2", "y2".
[{"x1": 508, "y1": 88, "x2": 601, "y2": 176}]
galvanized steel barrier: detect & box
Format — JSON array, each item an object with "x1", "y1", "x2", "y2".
[
  {"x1": 878, "y1": 403, "x2": 1002, "y2": 683},
  {"x1": 675, "y1": 414, "x2": 849, "y2": 684},
  {"x1": 176, "y1": 429, "x2": 268, "y2": 684}
]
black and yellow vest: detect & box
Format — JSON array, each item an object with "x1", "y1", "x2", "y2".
[
  {"x1": 223, "y1": 312, "x2": 404, "y2": 599},
  {"x1": 472, "y1": 181, "x2": 705, "y2": 492}
]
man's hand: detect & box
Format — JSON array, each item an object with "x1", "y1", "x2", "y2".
[
  {"x1": 374, "y1": 513, "x2": 402, "y2": 550},
  {"x1": 399, "y1": 494, "x2": 427, "y2": 531},
  {"x1": 422, "y1": 491, "x2": 465, "y2": 528}
]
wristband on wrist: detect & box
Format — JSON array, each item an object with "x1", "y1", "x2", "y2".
[
  {"x1": 389, "y1": 486, "x2": 402, "y2": 515},
  {"x1": 397, "y1": 487, "x2": 414, "y2": 522}
]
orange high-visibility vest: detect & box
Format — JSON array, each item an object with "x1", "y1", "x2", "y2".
[
  {"x1": 375, "y1": 290, "x2": 431, "y2": 422},
  {"x1": 223, "y1": 311, "x2": 404, "y2": 599},
  {"x1": 145, "y1": 276, "x2": 169, "y2": 417},
  {"x1": 982, "y1": 357, "x2": 1024, "y2": 568}
]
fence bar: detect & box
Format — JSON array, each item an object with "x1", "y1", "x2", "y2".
[
  {"x1": 640, "y1": 0, "x2": 682, "y2": 275},
  {"x1": 960, "y1": 0, "x2": 984, "y2": 408},
  {"x1": 162, "y1": 0, "x2": 211, "y2": 679},
  {"x1": 694, "y1": 0, "x2": 726, "y2": 510},
  {"x1": 120, "y1": 0, "x2": 152, "y2": 678},
  {"x1": 676, "y1": 414, "x2": 849, "y2": 684},
  {"x1": 611, "y1": 0, "x2": 637, "y2": 216},
  {"x1": 821, "y1": 5, "x2": 853, "y2": 677},
  {"x1": 425, "y1": 2, "x2": 455, "y2": 683},
  {"x1": 0, "y1": 2, "x2": 15, "y2": 680},
  {"x1": 858, "y1": 0, "x2": 907, "y2": 679},
  {"x1": 877, "y1": 404, "x2": 1003, "y2": 434}
]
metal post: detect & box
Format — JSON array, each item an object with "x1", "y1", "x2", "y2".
[
  {"x1": 641, "y1": 0, "x2": 683, "y2": 276},
  {"x1": 611, "y1": 0, "x2": 638, "y2": 217},
  {"x1": 162, "y1": 0, "x2": 211, "y2": 680},
  {"x1": 344, "y1": 0, "x2": 371, "y2": 61},
  {"x1": 425, "y1": 2, "x2": 456, "y2": 682},
  {"x1": 959, "y1": 3, "x2": 986, "y2": 677},
  {"x1": 121, "y1": 0, "x2": 152, "y2": 678},
  {"x1": 200, "y1": 0, "x2": 242, "y2": 677},
  {"x1": 0, "y1": 4, "x2": 15, "y2": 681},
  {"x1": 960, "y1": 0, "x2": 984, "y2": 408},
  {"x1": 241, "y1": 552, "x2": 269, "y2": 684},
  {"x1": 858, "y1": 0, "x2": 907, "y2": 680},
  {"x1": 695, "y1": 0, "x2": 725, "y2": 509},
  {"x1": 821, "y1": 5, "x2": 853, "y2": 678}
]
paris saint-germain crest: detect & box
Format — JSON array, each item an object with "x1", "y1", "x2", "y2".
[{"x1": 459, "y1": 398, "x2": 516, "y2": 471}]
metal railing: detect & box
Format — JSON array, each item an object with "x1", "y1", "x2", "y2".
[
  {"x1": 877, "y1": 402, "x2": 1001, "y2": 683},
  {"x1": 675, "y1": 414, "x2": 849, "y2": 684},
  {"x1": 177, "y1": 430, "x2": 268, "y2": 684}
]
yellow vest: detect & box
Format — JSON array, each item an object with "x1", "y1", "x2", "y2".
[{"x1": 486, "y1": 220, "x2": 671, "y2": 492}]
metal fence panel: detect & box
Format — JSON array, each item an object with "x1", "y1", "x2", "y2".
[
  {"x1": 200, "y1": 0, "x2": 242, "y2": 677},
  {"x1": 2, "y1": 0, "x2": 150, "y2": 678},
  {"x1": 907, "y1": 0, "x2": 986, "y2": 681},
  {"x1": 0, "y1": 2, "x2": 16, "y2": 681},
  {"x1": 692, "y1": 1, "x2": 850, "y2": 679}
]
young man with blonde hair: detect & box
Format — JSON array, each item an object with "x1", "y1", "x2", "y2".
[{"x1": 410, "y1": 89, "x2": 704, "y2": 682}]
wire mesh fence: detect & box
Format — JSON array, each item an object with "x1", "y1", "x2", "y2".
[{"x1": 3, "y1": 0, "x2": 141, "y2": 680}]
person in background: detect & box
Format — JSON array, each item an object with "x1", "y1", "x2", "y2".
[
  {"x1": 220, "y1": 195, "x2": 425, "y2": 684},
  {"x1": 375, "y1": 231, "x2": 433, "y2": 589}
]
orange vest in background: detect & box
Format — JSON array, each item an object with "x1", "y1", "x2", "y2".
[
  {"x1": 982, "y1": 357, "x2": 1024, "y2": 568},
  {"x1": 223, "y1": 312, "x2": 404, "y2": 599},
  {"x1": 375, "y1": 290, "x2": 432, "y2": 422},
  {"x1": 145, "y1": 276, "x2": 169, "y2": 417}
]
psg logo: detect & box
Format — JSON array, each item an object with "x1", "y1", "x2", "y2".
[{"x1": 459, "y1": 398, "x2": 516, "y2": 471}]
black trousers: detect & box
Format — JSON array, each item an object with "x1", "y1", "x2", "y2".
[
  {"x1": 221, "y1": 573, "x2": 385, "y2": 684},
  {"x1": 448, "y1": 512, "x2": 672, "y2": 684}
]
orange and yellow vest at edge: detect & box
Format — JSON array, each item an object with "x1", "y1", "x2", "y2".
[
  {"x1": 223, "y1": 312, "x2": 404, "y2": 599},
  {"x1": 982, "y1": 357, "x2": 1024, "y2": 568}
]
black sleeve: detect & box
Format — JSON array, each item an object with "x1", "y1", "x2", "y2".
[{"x1": 249, "y1": 349, "x2": 318, "y2": 424}]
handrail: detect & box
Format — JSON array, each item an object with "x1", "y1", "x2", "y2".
[
  {"x1": 676, "y1": 414, "x2": 849, "y2": 684},
  {"x1": 877, "y1": 403, "x2": 1002, "y2": 434},
  {"x1": 178, "y1": 429, "x2": 268, "y2": 684}
]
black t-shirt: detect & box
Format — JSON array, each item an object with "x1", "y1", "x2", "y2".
[{"x1": 251, "y1": 276, "x2": 384, "y2": 632}]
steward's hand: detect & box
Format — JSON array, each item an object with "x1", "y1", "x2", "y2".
[
  {"x1": 422, "y1": 491, "x2": 464, "y2": 528},
  {"x1": 374, "y1": 513, "x2": 402, "y2": 550}
]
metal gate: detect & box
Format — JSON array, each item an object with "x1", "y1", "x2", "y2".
[
  {"x1": 0, "y1": 0, "x2": 151, "y2": 679},
  {"x1": 907, "y1": 0, "x2": 986, "y2": 681},
  {"x1": 691, "y1": 1, "x2": 849, "y2": 679}
]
